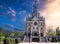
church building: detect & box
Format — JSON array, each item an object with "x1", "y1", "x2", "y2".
[{"x1": 23, "y1": 0, "x2": 47, "y2": 42}]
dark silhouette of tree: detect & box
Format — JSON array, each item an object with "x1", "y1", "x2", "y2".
[
  {"x1": 3, "y1": 38, "x2": 15, "y2": 44},
  {"x1": 15, "y1": 38, "x2": 21, "y2": 44},
  {"x1": 56, "y1": 27, "x2": 60, "y2": 36},
  {"x1": 51, "y1": 37, "x2": 57, "y2": 42},
  {"x1": 3, "y1": 39, "x2": 10, "y2": 44},
  {"x1": 0, "y1": 27, "x2": 2, "y2": 34}
]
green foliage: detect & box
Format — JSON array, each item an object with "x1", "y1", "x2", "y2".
[
  {"x1": 15, "y1": 32, "x2": 24, "y2": 36},
  {"x1": 3, "y1": 32, "x2": 9, "y2": 36},
  {"x1": 56, "y1": 27, "x2": 60, "y2": 35},
  {"x1": 0, "y1": 27, "x2": 23, "y2": 43},
  {"x1": 0, "y1": 28, "x2": 3, "y2": 36},
  {"x1": 3, "y1": 32, "x2": 24, "y2": 37},
  {"x1": 3, "y1": 38, "x2": 15, "y2": 44},
  {"x1": 0, "y1": 36, "x2": 5, "y2": 42},
  {"x1": 4, "y1": 38, "x2": 11, "y2": 44},
  {"x1": 0, "y1": 28, "x2": 2, "y2": 33},
  {"x1": 47, "y1": 31, "x2": 56, "y2": 36},
  {"x1": 15, "y1": 38, "x2": 21, "y2": 44},
  {"x1": 0, "y1": 28, "x2": 5, "y2": 42},
  {"x1": 51, "y1": 37, "x2": 57, "y2": 42},
  {"x1": 3, "y1": 38, "x2": 21, "y2": 44},
  {"x1": 9, "y1": 32, "x2": 15, "y2": 36},
  {"x1": 10, "y1": 38, "x2": 15, "y2": 44}
]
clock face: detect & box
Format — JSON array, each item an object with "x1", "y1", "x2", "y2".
[{"x1": 34, "y1": 22, "x2": 37, "y2": 25}]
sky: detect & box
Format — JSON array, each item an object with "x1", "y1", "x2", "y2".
[
  {"x1": 0, "y1": 0, "x2": 60, "y2": 31},
  {"x1": 0, "y1": 0, "x2": 46, "y2": 31},
  {"x1": 40, "y1": 0, "x2": 60, "y2": 30}
]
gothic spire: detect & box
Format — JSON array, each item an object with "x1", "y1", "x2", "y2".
[{"x1": 32, "y1": 0, "x2": 39, "y2": 17}]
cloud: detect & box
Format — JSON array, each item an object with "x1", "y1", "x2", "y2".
[
  {"x1": 18, "y1": 10, "x2": 27, "y2": 22},
  {"x1": 7, "y1": 7, "x2": 16, "y2": 16},
  {"x1": 18, "y1": 10, "x2": 27, "y2": 15},
  {"x1": 18, "y1": 10, "x2": 28, "y2": 19},
  {"x1": 0, "y1": 5, "x2": 16, "y2": 16},
  {"x1": 39, "y1": 0, "x2": 60, "y2": 29},
  {"x1": 6, "y1": 7, "x2": 16, "y2": 21},
  {"x1": 5, "y1": 24, "x2": 14, "y2": 28},
  {"x1": 0, "y1": 5, "x2": 7, "y2": 16},
  {"x1": 0, "y1": 6, "x2": 16, "y2": 21}
]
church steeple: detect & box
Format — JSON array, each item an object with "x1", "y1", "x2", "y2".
[
  {"x1": 32, "y1": 0, "x2": 39, "y2": 17},
  {"x1": 23, "y1": 0, "x2": 47, "y2": 42}
]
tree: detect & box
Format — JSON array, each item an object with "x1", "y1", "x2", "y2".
[
  {"x1": 47, "y1": 29, "x2": 56, "y2": 36},
  {"x1": 51, "y1": 37, "x2": 57, "y2": 42},
  {"x1": 3, "y1": 38, "x2": 11, "y2": 44},
  {"x1": 0, "y1": 28, "x2": 3, "y2": 34},
  {"x1": 15, "y1": 38, "x2": 21, "y2": 44},
  {"x1": 3, "y1": 38, "x2": 15, "y2": 44},
  {"x1": 0, "y1": 36, "x2": 5, "y2": 42},
  {"x1": 15, "y1": 32, "x2": 24, "y2": 36},
  {"x1": 9, "y1": 32, "x2": 15, "y2": 36},
  {"x1": 9, "y1": 38, "x2": 15, "y2": 44},
  {"x1": 0, "y1": 27, "x2": 5, "y2": 42},
  {"x1": 56, "y1": 27, "x2": 60, "y2": 36}
]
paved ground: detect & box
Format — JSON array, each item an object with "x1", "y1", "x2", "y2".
[{"x1": 18, "y1": 42, "x2": 60, "y2": 44}]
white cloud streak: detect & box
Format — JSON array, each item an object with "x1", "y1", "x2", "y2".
[
  {"x1": 8, "y1": 7, "x2": 16, "y2": 16},
  {"x1": 5, "y1": 24, "x2": 14, "y2": 28}
]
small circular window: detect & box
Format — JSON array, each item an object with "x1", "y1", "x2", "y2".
[{"x1": 34, "y1": 22, "x2": 37, "y2": 25}]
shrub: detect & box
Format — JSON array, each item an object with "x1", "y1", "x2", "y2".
[
  {"x1": 51, "y1": 37, "x2": 57, "y2": 42},
  {"x1": 3, "y1": 38, "x2": 11, "y2": 44},
  {"x1": 0, "y1": 36, "x2": 5, "y2": 42},
  {"x1": 3, "y1": 38, "x2": 15, "y2": 44},
  {"x1": 15, "y1": 38, "x2": 21, "y2": 44}
]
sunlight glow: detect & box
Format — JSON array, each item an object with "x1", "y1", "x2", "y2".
[{"x1": 39, "y1": 0, "x2": 60, "y2": 29}]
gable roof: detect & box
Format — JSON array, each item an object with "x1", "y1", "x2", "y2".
[{"x1": 27, "y1": 14, "x2": 45, "y2": 21}]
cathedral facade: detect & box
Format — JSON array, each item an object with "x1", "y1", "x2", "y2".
[{"x1": 23, "y1": 0, "x2": 47, "y2": 42}]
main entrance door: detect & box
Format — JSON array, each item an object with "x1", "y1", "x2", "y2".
[
  {"x1": 32, "y1": 38, "x2": 39, "y2": 42},
  {"x1": 32, "y1": 32, "x2": 39, "y2": 42}
]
